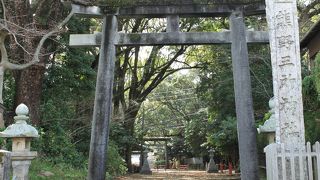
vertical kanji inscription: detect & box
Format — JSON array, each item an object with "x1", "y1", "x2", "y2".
[{"x1": 266, "y1": 0, "x2": 305, "y2": 145}]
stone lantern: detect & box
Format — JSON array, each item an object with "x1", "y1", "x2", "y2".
[
  {"x1": 140, "y1": 149, "x2": 152, "y2": 174},
  {"x1": 207, "y1": 148, "x2": 218, "y2": 173},
  {"x1": 0, "y1": 103, "x2": 39, "y2": 180},
  {"x1": 257, "y1": 97, "x2": 276, "y2": 144}
]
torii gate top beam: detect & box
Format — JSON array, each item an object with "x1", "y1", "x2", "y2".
[{"x1": 71, "y1": 2, "x2": 265, "y2": 18}]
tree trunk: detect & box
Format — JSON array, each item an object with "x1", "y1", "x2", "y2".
[
  {"x1": 5, "y1": 0, "x2": 65, "y2": 126},
  {"x1": 14, "y1": 64, "x2": 45, "y2": 125},
  {"x1": 123, "y1": 103, "x2": 141, "y2": 172}
]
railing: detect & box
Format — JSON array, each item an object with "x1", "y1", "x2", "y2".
[{"x1": 264, "y1": 142, "x2": 320, "y2": 180}]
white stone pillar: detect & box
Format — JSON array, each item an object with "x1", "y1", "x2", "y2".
[{"x1": 265, "y1": 0, "x2": 305, "y2": 145}]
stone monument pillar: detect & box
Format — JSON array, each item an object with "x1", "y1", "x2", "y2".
[
  {"x1": 0, "y1": 104, "x2": 39, "y2": 180},
  {"x1": 265, "y1": 0, "x2": 305, "y2": 146},
  {"x1": 207, "y1": 149, "x2": 218, "y2": 173},
  {"x1": 140, "y1": 150, "x2": 152, "y2": 174}
]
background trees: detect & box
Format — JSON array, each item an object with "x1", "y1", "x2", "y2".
[{"x1": 0, "y1": 0, "x2": 320, "y2": 178}]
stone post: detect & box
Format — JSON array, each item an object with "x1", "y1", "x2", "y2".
[
  {"x1": 140, "y1": 150, "x2": 152, "y2": 174},
  {"x1": 230, "y1": 11, "x2": 259, "y2": 179},
  {"x1": 0, "y1": 103, "x2": 38, "y2": 180},
  {"x1": 0, "y1": 150, "x2": 11, "y2": 180},
  {"x1": 0, "y1": 103, "x2": 5, "y2": 128},
  {"x1": 207, "y1": 149, "x2": 218, "y2": 173},
  {"x1": 87, "y1": 14, "x2": 117, "y2": 180},
  {"x1": 265, "y1": 1, "x2": 307, "y2": 179},
  {"x1": 265, "y1": 0, "x2": 305, "y2": 146}
]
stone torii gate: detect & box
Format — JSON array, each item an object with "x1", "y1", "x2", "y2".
[{"x1": 68, "y1": 1, "x2": 270, "y2": 179}]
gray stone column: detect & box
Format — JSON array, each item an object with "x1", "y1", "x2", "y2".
[
  {"x1": 265, "y1": 0, "x2": 305, "y2": 146},
  {"x1": 87, "y1": 14, "x2": 117, "y2": 180},
  {"x1": 230, "y1": 11, "x2": 259, "y2": 180},
  {"x1": 0, "y1": 150, "x2": 11, "y2": 180}
]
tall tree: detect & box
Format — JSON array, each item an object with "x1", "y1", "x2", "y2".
[
  {"x1": 1, "y1": 0, "x2": 72, "y2": 126},
  {"x1": 106, "y1": 18, "x2": 204, "y2": 171}
]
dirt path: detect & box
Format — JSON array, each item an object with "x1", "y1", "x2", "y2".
[{"x1": 116, "y1": 170, "x2": 241, "y2": 180}]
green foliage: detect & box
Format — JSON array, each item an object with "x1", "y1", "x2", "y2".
[
  {"x1": 34, "y1": 101, "x2": 86, "y2": 167},
  {"x1": 302, "y1": 75, "x2": 319, "y2": 109},
  {"x1": 3, "y1": 72, "x2": 15, "y2": 111},
  {"x1": 184, "y1": 118, "x2": 208, "y2": 156},
  {"x1": 313, "y1": 54, "x2": 320, "y2": 99},
  {"x1": 138, "y1": 72, "x2": 209, "y2": 158},
  {"x1": 301, "y1": 53, "x2": 320, "y2": 144},
  {"x1": 29, "y1": 158, "x2": 86, "y2": 179},
  {"x1": 30, "y1": 17, "x2": 97, "y2": 168},
  {"x1": 106, "y1": 141, "x2": 128, "y2": 177},
  {"x1": 206, "y1": 116, "x2": 238, "y2": 156},
  {"x1": 304, "y1": 111, "x2": 320, "y2": 143},
  {"x1": 154, "y1": 159, "x2": 166, "y2": 166},
  {"x1": 110, "y1": 121, "x2": 137, "y2": 152}
]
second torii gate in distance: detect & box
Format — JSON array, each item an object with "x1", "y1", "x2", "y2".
[{"x1": 68, "y1": 1, "x2": 269, "y2": 179}]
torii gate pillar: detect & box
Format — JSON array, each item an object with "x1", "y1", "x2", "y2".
[
  {"x1": 87, "y1": 14, "x2": 117, "y2": 180},
  {"x1": 230, "y1": 11, "x2": 259, "y2": 180}
]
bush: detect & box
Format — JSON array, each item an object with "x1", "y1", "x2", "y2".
[
  {"x1": 106, "y1": 141, "x2": 128, "y2": 178},
  {"x1": 32, "y1": 127, "x2": 86, "y2": 167}
]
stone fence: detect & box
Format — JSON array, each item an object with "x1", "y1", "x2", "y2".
[{"x1": 265, "y1": 142, "x2": 320, "y2": 180}]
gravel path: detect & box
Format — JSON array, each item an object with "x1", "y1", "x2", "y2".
[{"x1": 116, "y1": 170, "x2": 241, "y2": 180}]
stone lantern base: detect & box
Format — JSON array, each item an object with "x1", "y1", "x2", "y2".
[
  {"x1": 11, "y1": 151, "x2": 37, "y2": 180},
  {"x1": 207, "y1": 158, "x2": 218, "y2": 173}
]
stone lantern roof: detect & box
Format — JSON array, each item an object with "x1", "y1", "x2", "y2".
[{"x1": 0, "y1": 104, "x2": 39, "y2": 138}]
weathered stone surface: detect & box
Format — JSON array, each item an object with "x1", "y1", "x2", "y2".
[
  {"x1": 71, "y1": 3, "x2": 266, "y2": 18},
  {"x1": 70, "y1": 31, "x2": 269, "y2": 47},
  {"x1": 140, "y1": 151, "x2": 152, "y2": 175},
  {"x1": 87, "y1": 15, "x2": 117, "y2": 180},
  {"x1": 38, "y1": 171, "x2": 54, "y2": 177},
  {"x1": 230, "y1": 11, "x2": 259, "y2": 179},
  {"x1": 207, "y1": 149, "x2": 218, "y2": 173},
  {"x1": 0, "y1": 104, "x2": 38, "y2": 138},
  {"x1": 266, "y1": 0, "x2": 305, "y2": 145},
  {"x1": 0, "y1": 104, "x2": 38, "y2": 180},
  {"x1": 0, "y1": 150, "x2": 11, "y2": 180},
  {"x1": 12, "y1": 160, "x2": 32, "y2": 180},
  {"x1": 258, "y1": 97, "x2": 276, "y2": 133}
]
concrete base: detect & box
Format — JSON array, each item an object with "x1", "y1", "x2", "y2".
[
  {"x1": 12, "y1": 160, "x2": 32, "y2": 180},
  {"x1": 11, "y1": 151, "x2": 37, "y2": 180}
]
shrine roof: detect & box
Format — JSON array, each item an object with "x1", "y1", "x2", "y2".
[{"x1": 300, "y1": 20, "x2": 320, "y2": 49}]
